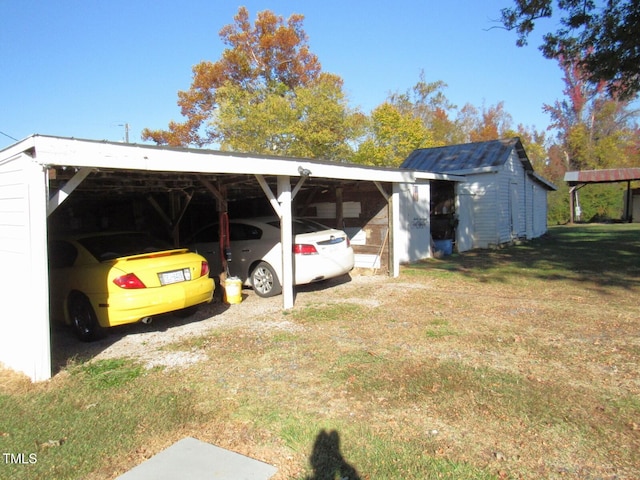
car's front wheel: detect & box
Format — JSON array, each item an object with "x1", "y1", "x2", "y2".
[
  {"x1": 68, "y1": 293, "x2": 105, "y2": 342},
  {"x1": 250, "y1": 261, "x2": 281, "y2": 298}
]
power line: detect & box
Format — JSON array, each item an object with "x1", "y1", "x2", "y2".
[{"x1": 0, "y1": 130, "x2": 18, "y2": 141}]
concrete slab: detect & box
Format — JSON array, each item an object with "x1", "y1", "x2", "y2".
[{"x1": 115, "y1": 437, "x2": 278, "y2": 480}]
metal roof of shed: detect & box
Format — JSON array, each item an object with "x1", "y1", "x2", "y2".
[
  {"x1": 564, "y1": 168, "x2": 640, "y2": 185},
  {"x1": 402, "y1": 138, "x2": 533, "y2": 174},
  {"x1": 401, "y1": 137, "x2": 556, "y2": 190}
]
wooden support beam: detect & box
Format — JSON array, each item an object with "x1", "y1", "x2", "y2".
[
  {"x1": 291, "y1": 176, "x2": 307, "y2": 200},
  {"x1": 47, "y1": 167, "x2": 94, "y2": 216},
  {"x1": 199, "y1": 176, "x2": 227, "y2": 211},
  {"x1": 295, "y1": 186, "x2": 321, "y2": 217},
  {"x1": 569, "y1": 186, "x2": 576, "y2": 224},
  {"x1": 146, "y1": 190, "x2": 194, "y2": 246},
  {"x1": 146, "y1": 194, "x2": 173, "y2": 228},
  {"x1": 335, "y1": 186, "x2": 344, "y2": 229},
  {"x1": 626, "y1": 180, "x2": 632, "y2": 222},
  {"x1": 374, "y1": 181, "x2": 390, "y2": 201},
  {"x1": 256, "y1": 174, "x2": 282, "y2": 218}
]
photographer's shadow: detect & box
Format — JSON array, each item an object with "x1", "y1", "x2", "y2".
[{"x1": 305, "y1": 429, "x2": 361, "y2": 480}]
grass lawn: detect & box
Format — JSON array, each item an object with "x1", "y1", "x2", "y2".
[{"x1": 1, "y1": 223, "x2": 639, "y2": 479}]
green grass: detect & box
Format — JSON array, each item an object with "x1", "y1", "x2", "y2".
[
  {"x1": 2, "y1": 224, "x2": 640, "y2": 479},
  {"x1": 72, "y1": 358, "x2": 145, "y2": 389},
  {"x1": 292, "y1": 302, "x2": 369, "y2": 323},
  {"x1": 0, "y1": 360, "x2": 202, "y2": 480},
  {"x1": 408, "y1": 223, "x2": 640, "y2": 287},
  {"x1": 425, "y1": 318, "x2": 457, "y2": 338}
]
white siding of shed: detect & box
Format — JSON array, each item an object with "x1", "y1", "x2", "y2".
[
  {"x1": 397, "y1": 183, "x2": 430, "y2": 262},
  {"x1": 497, "y1": 168, "x2": 512, "y2": 244},
  {"x1": 457, "y1": 174, "x2": 499, "y2": 250},
  {"x1": 525, "y1": 180, "x2": 534, "y2": 238},
  {"x1": 531, "y1": 181, "x2": 549, "y2": 238},
  {"x1": 497, "y1": 152, "x2": 528, "y2": 244},
  {"x1": 0, "y1": 154, "x2": 51, "y2": 381}
]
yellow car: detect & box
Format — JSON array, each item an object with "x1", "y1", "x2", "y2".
[{"x1": 48, "y1": 231, "x2": 215, "y2": 341}]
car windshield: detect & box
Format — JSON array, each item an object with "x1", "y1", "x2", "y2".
[
  {"x1": 266, "y1": 218, "x2": 331, "y2": 234},
  {"x1": 78, "y1": 232, "x2": 174, "y2": 261}
]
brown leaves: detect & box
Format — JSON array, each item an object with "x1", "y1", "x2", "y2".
[{"x1": 142, "y1": 7, "x2": 322, "y2": 148}]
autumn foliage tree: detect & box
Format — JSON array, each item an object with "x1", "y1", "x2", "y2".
[
  {"x1": 545, "y1": 54, "x2": 640, "y2": 171},
  {"x1": 382, "y1": 73, "x2": 518, "y2": 147},
  {"x1": 542, "y1": 54, "x2": 640, "y2": 222},
  {"x1": 142, "y1": 7, "x2": 362, "y2": 158}
]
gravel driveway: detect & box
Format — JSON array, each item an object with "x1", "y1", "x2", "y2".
[{"x1": 50, "y1": 273, "x2": 374, "y2": 373}]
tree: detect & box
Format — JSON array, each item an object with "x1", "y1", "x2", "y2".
[
  {"x1": 544, "y1": 54, "x2": 640, "y2": 171},
  {"x1": 353, "y1": 103, "x2": 433, "y2": 167},
  {"x1": 517, "y1": 124, "x2": 548, "y2": 170},
  {"x1": 388, "y1": 73, "x2": 466, "y2": 145},
  {"x1": 500, "y1": 0, "x2": 640, "y2": 99},
  {"x1": 211, "y1": 73, "x2": 365, "y2": 160},
  {"x1": 142, "y1": 7, "x2": 326, "y2": 148},
  {"x1": 386, "y1": 74, "x2": 517, "y2": 145},
  {"x1": 468, "y1": 102, "x2": 515, "y2": 142},
  {"x1": 542, "y1": 54, "x2": 640, "y2": 223}
]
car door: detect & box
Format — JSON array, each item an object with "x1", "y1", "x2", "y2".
[
  {"x1": 186, "y1": 224, "x2": 222, "y2": 275},
  {"x1": 227, "y1": 222, "x2": 268, "y2": 280}
]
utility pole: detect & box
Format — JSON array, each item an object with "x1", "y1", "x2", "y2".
[{"x1": 118, "y1": 123, "x2": 130, "y2": 143}]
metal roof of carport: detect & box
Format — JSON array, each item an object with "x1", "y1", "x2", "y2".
[
  {"x1": 564, "y1": 168, "x2": 640, "y2": 185},
  {"x1": 0, "y1": 134, "x2": 466, "y2": 381}
]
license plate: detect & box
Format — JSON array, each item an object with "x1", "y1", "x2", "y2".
[{"x1": 158, "y1": 268, "x2": 190, "y2": 285}]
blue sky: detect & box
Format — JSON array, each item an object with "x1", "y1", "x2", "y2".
[{"x1": 0, "y1": 0, "x2": 565, "y2": 149}]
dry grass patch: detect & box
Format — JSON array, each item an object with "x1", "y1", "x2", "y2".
[{"x1": 1, "y1": 224, "x2": 639, "y2": 479}]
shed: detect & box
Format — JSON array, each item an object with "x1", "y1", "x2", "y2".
[
  {"x1": 0, "y1": 134, "x2": 458, "y2": 381},
  {"x1": 402, "y1": 138, "x2": 556, "y2": 252}
]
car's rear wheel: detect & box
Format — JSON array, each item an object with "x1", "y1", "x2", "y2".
[
  {"x1": 250, "y1": 261, "x2": 281, "y2": 298},
  {"x1": 68, "y1": 293, "x2": 105, "y2": 342}
]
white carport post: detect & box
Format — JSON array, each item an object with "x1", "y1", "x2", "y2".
[
  {"x1": 390, "y1": 183, "x2": 401, "y2": 278},
  {"x1": 277, "y1": 175, "x2": 294, "y2": 309}
]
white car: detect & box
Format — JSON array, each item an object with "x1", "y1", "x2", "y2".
[{"x1": 185, "y1": 217, "x2": 355, "y2": 297}]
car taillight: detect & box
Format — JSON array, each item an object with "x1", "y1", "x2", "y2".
[
  {"x1": 346, "y1": 237, "x2": 351, "y2": 247},
  {"x1": 293, "y1": 244, "x2": 318, "y2": 255},
  {"x1": 113, "y1": 273, "x2": 146, "y2": 289},
  {"x1": 201, "y1": 261, "x2": 210, "y2": 277}
]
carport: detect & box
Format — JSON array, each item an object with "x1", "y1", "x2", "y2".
[
  {"x1": 565, "y1": 168, "x2": 640, "y2": 223},
  {"x1": 0, "y1": 135, "x2": 458, "y2": 381}
]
